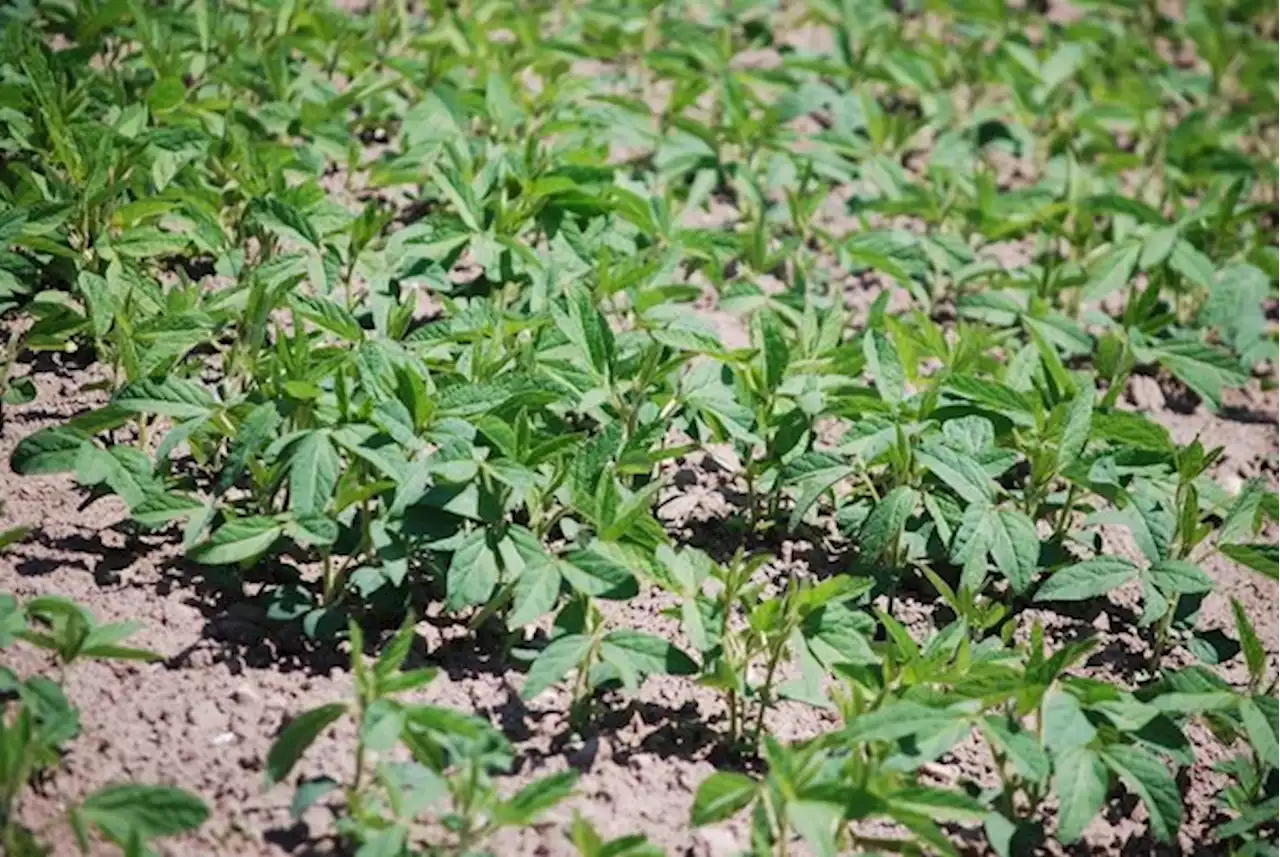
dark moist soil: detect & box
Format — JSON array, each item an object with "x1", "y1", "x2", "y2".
[{"x1": 1, "y1": 333, "x2": 1276, "y2": 857}]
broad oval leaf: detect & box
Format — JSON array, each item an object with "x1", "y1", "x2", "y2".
[
  {"x1": 858, "y1": 486, "x2": 919, "y2": 561},
  {"x1": 1054, "y1": 746, "x2": 1109, "y2": 843},
  {"x1": 1034, "y1": 557, "x2": 1138, "y2": 602},
  {"x1": 80, "y1": 784, "x2": 209, "y2": 841},
  {"x1": 601, "y1": 630, "x2": 698, "y2": 677},
  {"x1": 114, "y1": 377, "x2": 216, "y2": 420},
  {"x1": 690, "y1": 772, "x2": 757, "y2": 826},
  {"x1": 1220, "y1": 543, "x2": 1278, "y2": 579},
  {"x1": 266, "y1": 703, "x2": 347, "y2": 785},
  {"x1": 188, "y1": 517, "x2": 283, "y2": 565},
  {"x1": 520, "y1": 634, "x2": 592, "y2": 701}
]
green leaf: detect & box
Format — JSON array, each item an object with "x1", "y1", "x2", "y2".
[
  {"x1": 1042, "y1": 690, "x2": 1096, "y2": 753},
  {"x1": 147, "y1": 77, "x2": 186, "y2": 113},
  {"x1": 1231, "y1": 599, "x2": 1266, "y2": 688},
  {"x1": 293, "y1": 295, "x2": 365, "y2": 342},
  {"x1": 650, "y1": 321, "x2": 727, "y2": 356},
  {"x1": 1101, "y1": 744, "x2": 1182, "y2": 843},
  {"x1": 289, "y1": 778, "x2": 340, "y2": 821},
  {"x1": 951, "y1": 504, "x2": 1039, "y2": 593},
  {"x1": 130, "y1": 492, "x2": 205, "y2": 528},
  {"x1": 758, "y1": 311, "x2": 790, "y2": 392},
  {"x1": 859, "y1": 486, "x2": 918, "y2": 560},
  {"x1": 0, "y1": 594, "x2": 25, "y2": 646},
  {"x1": 601, "y1": 630, "x2": 698, "y2": 677},
  {"x1": 690, "y1": 772, "x2": 757, "y2": 826},
  {"x1": 189, "y1": 517, "x2": 283, "y2": 565},
  {"x1": 842, "y1": 701, "x2": 959, "y2": 743},
  {"x1": 682, "y1": 360, "x2": 761, "y2": 445},
  {"x1": 1084, "y1": 243, "x2": 1140, "y2": 301},
  {"x1": 562, "y1": 542, "x2": 640, "y2": 600},
  {"x1": 77, "y1": 270, "x2": 115, "y2": 338},
  {"x1": 1035, "y1": 558, "x2": 1139, "y2": 602},
  {"x1": 980, "y1": 718, "x2": 1049, "y2": 783},
  {"x1": 1220, "y1": 479, "x2": 1267, "y2": 544},
  {"x1": 802, "y1": 603, "x2": 878, "y2": 667},
  {"x1": 791, "y1": 798, "x2": 840, "y2": 857},
  {"x1": 1122, "y1": 496, "x2": 1174, "y2": 564},
  {"x1": 79, "y1": 785, "x2": 208, "y2": 842},
  {"x1": 10, "y1": 428, "x2": 89, "y2": 474},
  {"x1": 446, "y1": 529, "x2": 500, "y2": 611},
  {"x1": 1145, "y1": 560, "x2": 1213, "y2": 595},
  {"x1": 991, "y1": 508, "x2": 1040, "y2": 594},
  {"x1": 218, "y1": 402, "x2": 280, "y2": 493},
  {"x1": 1239, "y1": 697, "x2": 1278, "y2": 770},
  {"x1": 917, "y1": 446, "x2": 993, "y2": 505},
  {"x1": 864, "y1": 329, "x2": 905, "y2": 406},
  {"x1": 1091, "y1": 411, "x2": 1172, "y2": 452},
  {"x1": 495, "y1": 771, "x2": 578, "y2": 826},
  {"x1": 108, "y1": 226, "x2": 189, "y2": 259},
  {"x1": 253, "y1": 198, "x2": 321, "y2": 249},
  {"x1": 1139, "y1": 227, "x2": 1178, "y2": 270},
  {"x1": 1058, "y1": 383, "x2": 1094, "y2": 473},
  {"x1": 427, "y1": 164, "x2": 482, "y2": 232},
  {"x1": 521, "y1": 634, "x2": 591, "y2": 700},
  {"x1": 600, "y1": 480, "x2": 664, "y2": 542},
  {"x1": 553, "y1": 288, "x2": 614, "y2": 379},
  {"x1": 1143, "y1": 339, "x2": 1248, "y2": 411},
  {"x1": 1220, "y1": 543, "x2": 1278, "y2": 579},
  {"x1": 1169, "y1": 240, "x2": 1215, "y2": 289},
  {"x1": 114, "y1": 377, "x2": 215, "y2": 419},
  {"x1": 946, "y1": 376, "x2": 1034, "y2": 425},
  {"x1": 507, "y1": 560, "x2": 562, "y2": 629},
  {"x1": 0, "y1": 525, "x2": 31, "y2": 552},
  {"x1": 355, "y1": 825, "x2": 406, "y2": 857},
  {"x1": 886, "y1": 787, "x2": 988, "y2": 821},
  {"x1": 289, "y1": 432, "x2": 340, "y2": 518},
  {"x1": 788, "y1": 462, "x2": 854, "y2": 532},
  {"x1": 265, "y1": 703, "x2": 346, "y2": 785},
  {"x1": 75, "y1": 445, "x2": 157, "y2": 509},
  {"x1": 1, "y1": 375, "x2": 35, "y2": 406},
  {"x1": 1201, "y1": 263, "x2": 1271, "y2": 364},
  {"x1": 82, "y1": 619, "x2": 161, "y2": 662},
  {"x1": 1054, "y1": 746, "x2": 1109, "y2": 842}
]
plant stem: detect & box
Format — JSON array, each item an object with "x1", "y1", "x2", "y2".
[
  {"x1": 1053, "y1": 483, "x2": 1079, "y2": 540},
  {"x1": 732, "y1": 690, "x2": 742, "y2": 746},
  {"x1": 751, "y1": 639, "x2": 785, "y2": 750},
  {"x1": 1151, "y1": 603, "x2": 1175, "y2": 670}
]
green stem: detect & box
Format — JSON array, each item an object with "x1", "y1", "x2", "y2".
[
  {"x1": 1053, "y1": 483, "x2": 1080, "y2": 540},
  {"x1": 761, "y1": 789, "x2": 788, "y2": 857},
  {"x1": 751, "y1": 639, "x2": 785, "y2": 750},
  {"x1": 1101, "y1": 369, "x2": 1129, "y2": 408},
  {"x1": 468, "y1": 579, "x2": 516, "y2": 632},
  {"x1": 1151, "y1": 603, "x2": 1175, "y2": 670}
]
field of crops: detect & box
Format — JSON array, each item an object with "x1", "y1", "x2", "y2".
[{"x1": 1, "y1": 0, "x2": 1277, "y2": 855}]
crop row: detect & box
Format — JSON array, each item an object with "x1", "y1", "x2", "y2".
[{"x1": 0, "y1": 0, "x2": 1275, "y2": 855}]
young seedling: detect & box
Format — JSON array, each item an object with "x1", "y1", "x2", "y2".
[
  {"x1": 653, "y1": 546, "x2": 876, "y2": 751},
  {"x1": 0, "y1": 595, "x2": 208, "y2": 856},
  {"x1": 519, "y1": 593, "x2": 698, "y2": 727},
  {"x1": 267, "y1": 615, "x2": 579, "y2": 854}
]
